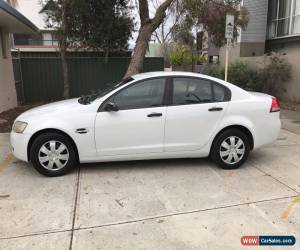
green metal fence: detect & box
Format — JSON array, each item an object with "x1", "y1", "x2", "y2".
[{"x1": 12, "y1": 56, "x2": 164, "y2": 104}]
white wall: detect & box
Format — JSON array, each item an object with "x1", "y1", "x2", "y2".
[
  {"x1": 0, "y1": 29, "x2": 17, "y2": 113},
  {"x1": 275, "y1": 42, "x2": 300, "y2": 101},
  {"x1": 219, "y1": 44, "x2": 242, "y2": 67}
]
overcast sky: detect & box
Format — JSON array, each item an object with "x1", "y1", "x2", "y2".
[{"x1": 16, "y1": 0, "x2": 46, "y2": 30}]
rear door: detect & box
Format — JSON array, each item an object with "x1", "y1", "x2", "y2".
[{"x1": 164, "y1": 77, "x2": 230, "y2": 152}]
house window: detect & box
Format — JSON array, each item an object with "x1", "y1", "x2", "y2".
[
  {"x1": 42, "y1": 32, "x2": 52, "y2": 45},
  {"x1": 268, "y1": 0, "x2": 300, "y2": 38},
  {"x1": 42, "y1": 32, "x2": 59, "y2": 46}
]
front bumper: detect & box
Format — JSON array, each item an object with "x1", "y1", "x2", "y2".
[{"x1": 10, "y1": 131, "x2": 31, "y2": 162}]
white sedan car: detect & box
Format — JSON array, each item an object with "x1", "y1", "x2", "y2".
[{"x1": 11, "y1": 72, "x2": 281, "y2": 176}]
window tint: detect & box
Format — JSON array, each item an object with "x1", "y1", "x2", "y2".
[
  {"x1": 110, "y1": 78, "x2": 165, "y2": 110},
  {"x1": 213, "y1": 84, "x2": 227, "y2": 102},
  {"x1": 172, "y1": 78, "x2": 213, "y2": 105}
]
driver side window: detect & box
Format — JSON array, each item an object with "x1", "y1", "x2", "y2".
[{"x1": 108, "y1": 78, "x2": 166, "y2": 110}]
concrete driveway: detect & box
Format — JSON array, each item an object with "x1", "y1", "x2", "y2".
[{"x1": 0, "y1": 129, "x2": 299, "y2": 249}]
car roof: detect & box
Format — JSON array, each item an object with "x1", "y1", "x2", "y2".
[{"x1": 131, "y1": 71, "x2": 214, "y2": 81}]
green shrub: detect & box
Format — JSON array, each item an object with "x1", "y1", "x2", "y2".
[
  {"x1": 192, "y1": 54, "x2": 208, "y2": 65},
  {"x1": 203, "y1": 62, "x2": 259, "y2": 90},
  {"x1": 202, "y1": 64, "x2": 224, "y2": 79},
  {"x1": 227, "y1": 61, "x2": 259, "y2": 90},
  {"x1": 258, "y1": 53, "x2": 291, "y2": 96},
  {"x1": 203, "y1": 53, "x2": 291, "y2": 95},
  {"x1": 170, "y1": 46, "x2": 208, "y2": 66},
  {"x1": 170, "y1": 46, "x2": 193, "y2": 66},
  {"x1": 184, "y1": 52, "x2": 193, "y2": 65}
]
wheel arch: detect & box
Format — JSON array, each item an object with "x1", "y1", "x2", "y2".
[
  {"x1": 27, "y1": 128, "x2": 79, "y2": 163},
  {"x1": 211, "y1": 125, "x2": 254, "y2": 153}
]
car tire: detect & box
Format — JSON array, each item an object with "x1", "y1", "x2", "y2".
[
  {"x1": 30, "y1": 132, "x2": 77, "y2": 177},
  {"x1": 211, "y1": 129, "x2": 250, "y2": 170}
]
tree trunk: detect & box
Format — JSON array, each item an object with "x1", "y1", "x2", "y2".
[
  {"x1": 61, "y1": 41, "x2": 69, "y2": 99},
  {"x1": 124, "y1": 24, "x2": 152, "y2": 79},
  {"x1": 104, "y1": 48, "x2": 109, "y2": 64},
  {"x1": 124, "y1": 0, "x2": 174, "y2": 79},
  {"x1": 61, "y1": 2, "x2": 69, "y2": 99}
]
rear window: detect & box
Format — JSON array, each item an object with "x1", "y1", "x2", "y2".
[{"x1": 213, "y1": 84, "x2": 227, "y2": 102}]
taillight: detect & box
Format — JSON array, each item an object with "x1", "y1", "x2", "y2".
[{"x1": 270, "y1": 97, "x2": 280, "y2": 112}]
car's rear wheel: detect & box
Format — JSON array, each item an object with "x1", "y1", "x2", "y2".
[
  {"x1": 211, "y1": 129, "x2": 250, "y2": 169},
  {"x1": 30, "y1": 132, "x2": 77, "y2": 177}
]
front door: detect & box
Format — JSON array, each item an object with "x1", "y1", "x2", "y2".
[{"x1": 95, "y1": 78, "x2": 167, "y2": 156}]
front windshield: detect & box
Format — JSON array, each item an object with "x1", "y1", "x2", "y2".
[{"x1": 78, "y1": 77, "x2": 134, "y2": 104}]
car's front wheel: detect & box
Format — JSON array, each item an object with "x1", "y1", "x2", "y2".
[
  {"x1": 30, "y1": 132, "x2": 77, "y2": 177},
  {"x1": 211, "y1": 129, "x2": 250, "y2": 169}
]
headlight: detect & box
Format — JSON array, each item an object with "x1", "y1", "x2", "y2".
[{"x1": 12, "y1": 121, "x2": 28, "y2": 133}]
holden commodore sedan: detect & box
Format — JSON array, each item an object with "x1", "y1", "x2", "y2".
[{"x1": 10, "y1": 72, "x2": 281, "y2": 176}]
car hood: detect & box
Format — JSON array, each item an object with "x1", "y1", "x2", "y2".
[{"x1": 17, "y1": 98, "x2": 96, "y2": 121}]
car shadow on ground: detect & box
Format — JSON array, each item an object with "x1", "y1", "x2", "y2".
[
  {"x1": 15, "y1": 155, "x2": 255, "y2": 177},
  {"x1": 78, "y1": 157, "x2": 234, "y2": 173}
]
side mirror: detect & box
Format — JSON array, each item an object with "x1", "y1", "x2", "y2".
[{"x1": 104, "y1": 102, "x2": 119, "y2": 112}]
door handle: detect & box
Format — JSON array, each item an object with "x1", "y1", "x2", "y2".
[
  {"x1": 208, "y1": 107, "x2": 223, "y2": 112},
  {"x1": 147, "y1": 113, "x2": 163, "y2": 117}
]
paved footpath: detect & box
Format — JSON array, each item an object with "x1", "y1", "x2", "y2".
[{"x1": 0, "y1": 127, "x2": 299, "y2": 249}]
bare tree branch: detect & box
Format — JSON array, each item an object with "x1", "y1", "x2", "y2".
[
  {"x1": 149, "y1": 0, "x2": 184, "y2": 43},
  {"x1": 154, "y1": 30, "x2": 162, "y2": 43},
  {"x1": 151, "y1": 0, "x2": 173, "y2": 28}
]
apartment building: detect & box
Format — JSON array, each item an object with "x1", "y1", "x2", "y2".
[{"x1": 220, "y1": 0, "x2": 300, "y2": 101}]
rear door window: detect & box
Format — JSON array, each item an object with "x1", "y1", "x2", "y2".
[{"x1": 172, "y1": 78, "x2": 213, "y2": 105}]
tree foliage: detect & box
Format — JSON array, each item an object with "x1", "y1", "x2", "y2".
[
  {"x1": 171, "y1": 14, "x2": 195, "y2": 48},
  {"x1": 67, "y1": 0, "x2": 134, "y2": 53},
  {"x1": 181, "y1": 0, "x2": 249, "y2": 47},
  {"x1": 148, "y1": 0, "x2": 248, "y2": 49},
  {"x1": 41, "y1": 0, "x2": 134, "y2": 53},
  {"x1": 41, "y1": 0, "x2": 135, "y2": 97}
]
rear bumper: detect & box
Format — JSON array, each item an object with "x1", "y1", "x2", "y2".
[
  {"x1": 10, "y1": 131, "x2": 31, "y2": 162},
  {"x1": 254, "y1": 113, "x2": 281, "y2": 148}
]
